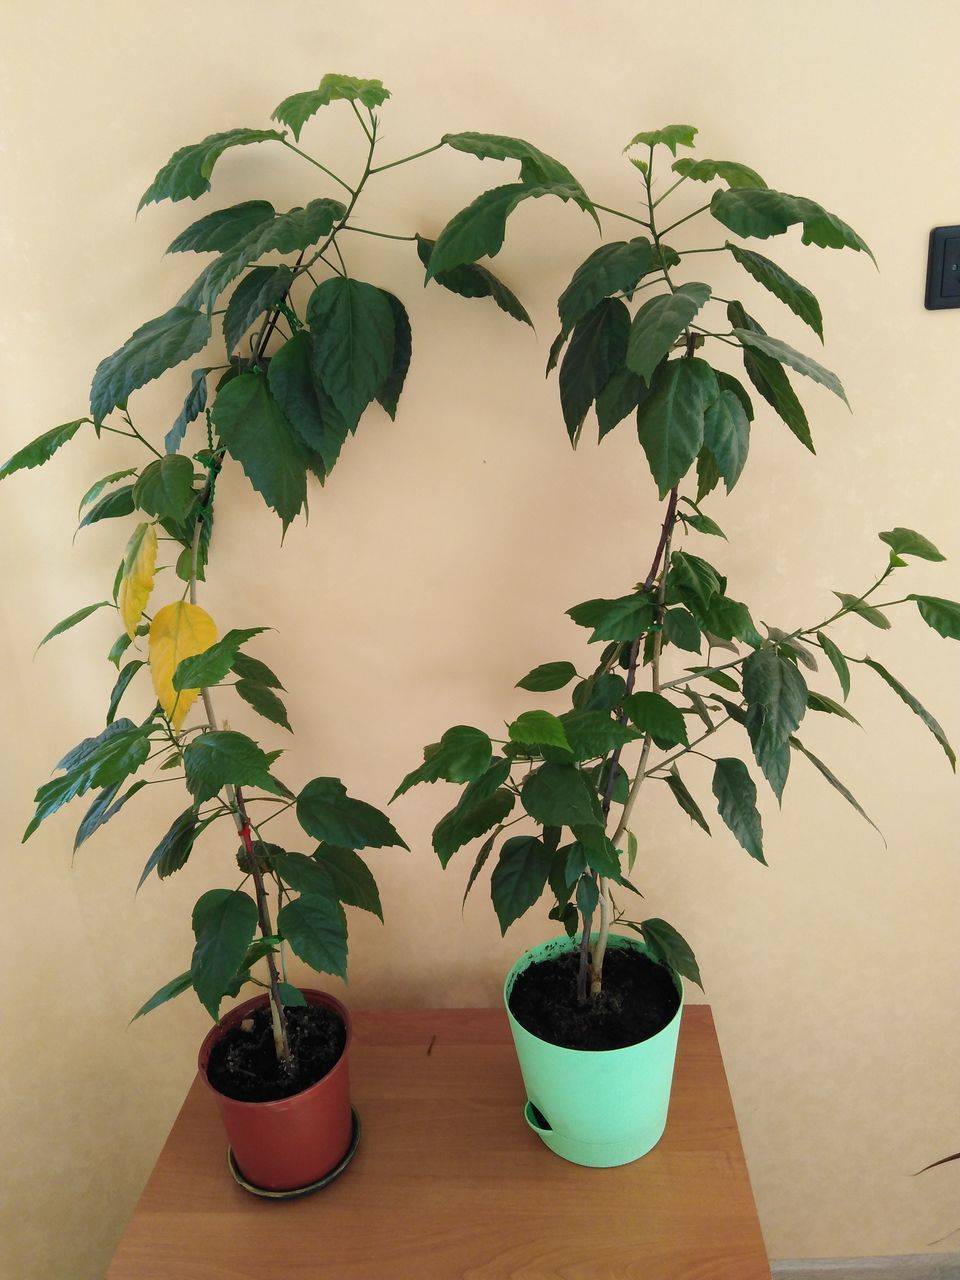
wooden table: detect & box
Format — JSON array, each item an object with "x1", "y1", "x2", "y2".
[{"x1": 107, "y1": 1006, "x2": 770, "y2": 1279}]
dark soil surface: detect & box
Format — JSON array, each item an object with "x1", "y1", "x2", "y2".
[
  {"x1": 508, "y1": 946, "x2": 680, "y2": 1051},
  {"x1": 207, "y1": 1003, "x2": 346, "y2": 1103}
]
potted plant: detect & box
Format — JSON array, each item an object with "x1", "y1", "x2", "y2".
[
  {"x1": 0, "y1": 74, "x2": 567, "y2": 1194},
  {"x1": 395, "y1": 124, "x2": 959, "y2": 1167}
]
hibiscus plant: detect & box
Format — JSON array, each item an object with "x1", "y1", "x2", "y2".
[
  {"x1": 396, "y1": 124, "x2": 959, "y2": 1002},
  {"x1": 1, "y1": 75, "x2": 590, "y2": 1071}
]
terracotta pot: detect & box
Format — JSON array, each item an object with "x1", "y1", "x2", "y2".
[{"x1": 198, "y1": 989, "x2": 353, "y2": 1192}]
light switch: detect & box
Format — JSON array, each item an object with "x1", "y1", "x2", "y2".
[{"x1": 925, "y1": 226, "x2": 960, "y2": 309}]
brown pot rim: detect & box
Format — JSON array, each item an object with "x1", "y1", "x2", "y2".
[{"x1": 197, "y1": 988, "x2": 351, "y2": 1110}]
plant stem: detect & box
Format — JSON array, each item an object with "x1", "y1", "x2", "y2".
[
  {"x1": 342, "y1": 225, "x2": 419, "y2": 242},
  {"x1": 369, "y1": 140, "x2": 445, "y2": 175},
  {"x1": 189, "y1": 465, "x2": 292, "y2": 1070},
  {"x1": 119, "y1": 413, "x2": 163, "y2": 459},
  {"x1": 591, "y1": 202, "x2": 652, "y2": 229},
  {"x1": 280, "y1": 139, "x2": 354, "y2": 194},
  {"x1": 660, "y1": 202, "x2": 713, "y2": 237}
]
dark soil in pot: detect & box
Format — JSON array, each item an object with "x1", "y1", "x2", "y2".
[
  {"x1": 508, "y1": 945, "x2": 680, "y2": 1051},
  {"x1": 207, "y1": 1003, "x2": 346, "y2": 1103}
]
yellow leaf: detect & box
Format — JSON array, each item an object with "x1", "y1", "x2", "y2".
[
  {"x1": 149, "y1": 602, "x2": 217, "y2": 731},
  {"x1": 118, "y1": 522, "x2": 158, "y2": 638}
]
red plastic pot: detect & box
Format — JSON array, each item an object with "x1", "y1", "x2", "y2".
[{"x1": 198, "y1": 989, "x2": 353, "y2": 1192}]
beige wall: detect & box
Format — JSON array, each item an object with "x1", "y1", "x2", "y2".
[{"x1": 2, "y1": 2, "x2": 959, "y2": 1275}]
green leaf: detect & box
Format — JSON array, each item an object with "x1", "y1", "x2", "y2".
[
  {"x1": 190, "y1": 888, "x2": 259, "y2": 1019},
  {"x1": 107, "y1": 659, "x2": 145, "y2": 725},
  {"x1": 373, "y1": 291, "x2": 413, "y2": 419},
  {"x1": 522, "y1": 763, "x2": 602, "y2": 828},
  {"x1": 236, "y1": 680, "x2": 292, "y2": 732},
  {"x1": 416, "y1": 236, "x2": 532, "y2": 327},
  {"x1": 138, "y1": 806, "x2": 205, "y2": 889},
  {"x1": 683, "y1": 510, "x2": 726, "y2": 538},
  {"x1": 596, "y1": 365, "x2": 647, "y2": 439},
  {"x1": 224, "y1": 266, "x2": 295, "y2": 356},
  {"x1": 133, "y1": 455, "x2": 196, "y2": 522},
  {"x1": 557, "y1": 239, "x2": 654, "y2": 335},
  {"x1": 559, "y1": 299, "x2": 630, "y2": 441},
  {"x1": 297, "y1": 776, "x2": 409, "y2": 850},
  {"x1": 462, "y1": 830, "x2": 500, "y2": 908},
  {"x1": 74, "y1": 778, "x2": 147, "y2": 852},
  {"x1": 663, "y1": 608, "x2": 702, "y2": 654},
  {"x1": 672, "y1": 157, "x2": 766, "y2": 189},
  {"x1": 131, "y1": 970, "x2": 193, "y2": 1021},
  {"x1": 863, "y1": 659, "x2": 956, "y2": 770},
  {"x1": 816, "y1": 631, "x2": 851, "y2": 699},
  {"x1": 278, "y1": 983, "x2": 307, "y2": 1007},
  {"x1": 139, "y1": 129, "x2": 286, "y2": 209},
  {"x1": 622, "y1": 692, "x2": 689, "y2": 748},
  {"x1": 272, "y1": 75, "x2": 391, "y2": 141},
  {"x1": 910, "y1": 595, "x2": 960, "y2": 640},
  {"x1": 267, "y1": 333, "x2": 349, "y2": 476},
  {"x1": 0, "y1": 419, "x2": 87, "y2": 482},
  {"x1": 702, "y1": 390, "x2": 750, "y2": 491},
  {"x1": 625, "y1": 283, "x2": 712, "y2": 384},
  {"x1": 727, "y1": 302, "x2": 813, "y2": 452},
  {"x1": 91, "y1": 307, "x2": 212, "y2": 426},
  {"x1": 572, "y1": 672, "x2": 628, "y2": 712},
  {"x1": 461, "y1": 758, "x2": 513, "y2": 805},
  {"x1": 726, "y1": 243, "x2": 823, "y2": 340},
  {"x1": 442, "y1": 132, "x2": 593, "y2": 212},
  {"x1": 277, "y1": 894, "x2": 348, "y2": 979},
  {"x1": 789, "y1": 736, "x2": 885, "y2": 841},
  {"x1": 232, "y1": 652, "x2": 283, "y2": 689},
  {"x1": 179, "y1": 242, "x2": 263, "y2": 313},
  {"x1": 833, "y1": 592, "x2": 891, "y2": 629},
  {"x1": 516, "y1": 661, "x2": 578, "y2": 692},
  {"x1": 576, "y1": 875, "x2": 600, "y2": 920},
  {"x1": 314, "y1": 845, "x2": 383, "y2": 920},
  {"x1": 697, "y1": 595, "x2": 762, "y2": 647},
  {"x1": 806, "y1": 691, "x2": 861, "y2": 724},
  {"x1": 108, "y1": 632, "x2": 133, "y2": 666},
  {"x1": 54, "y1": 718, "x2": 149, "y2": 781},
  {"x1": 173, "y1": 627, "x2": 268, "y2": 690},
  {"x1": 77, "y1": 484, "x2": 136, "y2": 530},
  {"x1": 37, "y1": 600, "x2": 113, "y2": 649},
  {"x1": 567, "y1": 592, "x2": 655, "y2": 643},
  {"x1": 879, "y1": 528, "x2": 946, "y2": 562},
  {"x1": 166, "y1": 368, "x2": 210, "y2": 454},
  {"x1": 268, "y1": 849, "x2": 337, "y2": 898},
  {"x1": 427, "y1": 182, "x2": 584, "y2": 278},
  {"x1": 742, "y1": 648, "x2": 808, "y2": 760},
  {"x1": 432, "y1": 789, "x2": 516, "y2": 868},
  {"x1": 167, "y1": 201, "x2": 276, "y2": 254},
  {"x1": 639, "y1": 918, "x2": 703, "y2": 989},
  {"x1": 490, "y1": 836, "x2": 552, "y2": 934},
  {"x1": 78, "y1": 469, "x2": 139, "y2": 516},
  {"x1": 307, "y1": 277, "x2": 395, "y2": 429},
  {"x1": 636, "y1": 358, "x2": 717, "y2": 497},
  {"x1": 625, "y1": 125, "x2": 697, "y2": 155},
  {"x1": 245, "y1": 199, "x2": 346, "y2": 257},
  {"x1": 712, "y1": 757, "x2": 765, "y2": 863},
  {"x1": 744, "y1": 704, "x2": 790, "y2": 802},
  {"x1": 211, "y1": 373, "x2": 307, "y2": 530},
  {"x1": 560, "y1": 710, "x2": 640, "y2": 760},
  {"x1": 183, "y1": 731, "x2": 283, "y2": 804},
  {"x1": 392, "y1": 725, "x2": 493, "y2": 800},
  {"x1": 710, "y1": 188, "x2": 875, "y2": 263},
  {"x1": 664, "y1": 767, "x2": 711, "y2": 833},
  {"x1": 508, "y1": 710, "x2": 571, "y2": 751},
  {"x1": 668, "y1": 551, "x2": 722, "y2": 613},
  {"x1": 733, "y1": 330, "x2": 847, "y2": 406}
]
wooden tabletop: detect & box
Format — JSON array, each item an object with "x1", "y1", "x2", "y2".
[{"x1": 106, "y1": 1005, "x2": 770, "y2": 1279}]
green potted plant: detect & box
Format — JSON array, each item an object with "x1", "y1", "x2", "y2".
[
  {"x1": 395, "y1": 124, "x2": 959, "y2": 1167},
  {"x1": 0, "y1": 74, "x2": 561, "y2": 1195}
]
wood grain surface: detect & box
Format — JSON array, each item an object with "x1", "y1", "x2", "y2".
[{"x1": 106, "y1": 1005, "x2": 771, "y2": 1279}]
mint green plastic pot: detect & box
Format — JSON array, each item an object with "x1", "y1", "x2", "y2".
[{"x1": 503, "y1": 933, "x2": 683, "y2": 1167}]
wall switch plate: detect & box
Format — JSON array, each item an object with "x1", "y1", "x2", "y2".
[{"x1": 925, "y1": 226, "x2": 960, "y2": 309}]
